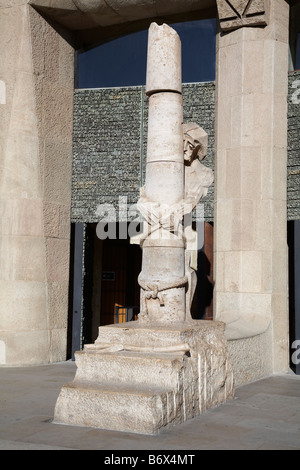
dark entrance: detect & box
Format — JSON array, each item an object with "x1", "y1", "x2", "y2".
[
  {"x1": 68, "y1": 221, "x2": 215, "y2": 358},
  {"x1": 100, "y1": 237, "x2": 141, "y2": 327},
  {"x1": 288, "y1": 220, "x2": 300, "y2": 375},
  {"x1": 68, "y1": 223, "x2": 142, "y2": 357}
]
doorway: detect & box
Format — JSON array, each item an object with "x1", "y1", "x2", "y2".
[
  {"x1": 68, "y1": 221, "x2": 215, "y2": 356},
  {"x1": 288, "y1": 220, "x2": 300, "y2": 375},
  {"x1": 100, "y1": 237, "x2": 142, "y2": 327}
]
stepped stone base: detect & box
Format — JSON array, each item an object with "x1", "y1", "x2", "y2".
[{"x1": 54, "y1": 320, "x2": 234, "y2": 435}]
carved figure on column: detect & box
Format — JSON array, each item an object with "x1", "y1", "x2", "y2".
[
  {"x1": 183, "y1": 123, "x2": 214, "y2": 209},
  {"x1": 137, "y1": 122, "x2": 213, "y2": 322},
  {"x1": 183, "y1": 123, "x2": 214, "y2": 318}
]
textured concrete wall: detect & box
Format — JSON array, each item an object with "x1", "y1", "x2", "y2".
[
  {"x1": 72, "y1": 87, "x2": 143, "y2": 220},
  {"x1": 288, "y1": 71, "x2": 300, "y2": 221},
  {"x1": 72, "y1": 82, "x2": 215, "y2": 223},
  {"x1": 0, "y1": 4, "x2": 74, "y2": 366}
]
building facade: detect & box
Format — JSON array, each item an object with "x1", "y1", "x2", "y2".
[{"x1": 0, "y1": 0, "x2": 299, "y2": 385}]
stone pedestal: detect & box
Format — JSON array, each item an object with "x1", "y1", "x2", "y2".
[{"x1": 54, "y1": 320, "x2": 234, "y2": 435}]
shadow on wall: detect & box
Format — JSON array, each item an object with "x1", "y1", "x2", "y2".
[{"x1": 194, "y1": 250, "x2": 214, "y2": 321}]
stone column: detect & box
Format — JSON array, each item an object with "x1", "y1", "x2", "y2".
[
  {"x1": 0, "y1": 2, "x2": 74, "y2": 365},
  {"x1": 214, "y1": 0, "x2": 290, "y2": 376},
  {"x1": 138, "y1": 23, "x2": 186, "y2": 324}
]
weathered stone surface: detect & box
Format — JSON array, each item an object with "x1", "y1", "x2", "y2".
[
  {"x1": 54, "y1": 321, "x2": 234, "y2": 434},
  {"x1": 29, "y1": 0, "x2": 216, "y2": 31},
  {"x1": 214, "y1": 0, "x2": 289, "y2": 375},
  {"x1": 146, "y1": 23, "x2": 182, "y2": 95},
  {"x1": 0, "y1": 3, "x2": 74, "y2": 366},
  {"x1": 136, "y1": 24, "x2": 214, "y2": 326},
  {"x1": 137, "y1": 23, "x2": 188, "y2": 324},
  {"x1": 216, "y1": 0, "x2": 269, "y2": 31}
]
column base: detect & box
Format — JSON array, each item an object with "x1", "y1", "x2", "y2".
[{"x1": 54, "y1": 320, "x2": 234, "y2": 435}]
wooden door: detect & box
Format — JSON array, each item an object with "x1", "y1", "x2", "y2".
[
  {"x1": 100, "y1": 239, "x2": 128, "y2": 326},
  {"x1": 100, "y1": 238, "x2": 142, "y2": 326}
]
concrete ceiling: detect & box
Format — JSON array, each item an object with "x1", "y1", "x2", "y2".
[{"x1": 29, "y1": 0, "x2": 217, "y2": 50}]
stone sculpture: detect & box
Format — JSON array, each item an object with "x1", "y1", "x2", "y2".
[
  {"x1": 183, "y1": 123, "x2": 214, "y2": 206},
  {"x1": 183, "y1": 123, "x2": 214, "y2": 318},
  {"x1": 137, "y1": 121, "x2": 213, "y2": 323},
  {"x1": 54, "y1": 22, "x2": 234, "y2": 435}
]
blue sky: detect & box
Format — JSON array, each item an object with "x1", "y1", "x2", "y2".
[
  {"x1": 77, "y1": 19, "x2": 217, "y2": 89},
  {"x1": 77, "y1": 22, "x2": 300, "y2": 89}
]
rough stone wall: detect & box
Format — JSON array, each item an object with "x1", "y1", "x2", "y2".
[
  {"x1": 72, "y1": 83, "x2": 215, "y2": 223},
  {"x1": 183, "y1": 83, "x2": 215, "y2": 220},
  {"x1": 288, "y1": 71, "x2": 300, "y2": 221},
  {"x1": 72, "y1": 87, "x2": 143, "y2": 221}
]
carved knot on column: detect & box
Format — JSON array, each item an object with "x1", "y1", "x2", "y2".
[{"x1": 138, "y1": 273, "x2": 188, "y2": 318}]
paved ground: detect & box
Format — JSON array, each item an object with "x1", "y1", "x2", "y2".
[{"x1": 0, "y1": 361, "x2": 299, "y2": 451}]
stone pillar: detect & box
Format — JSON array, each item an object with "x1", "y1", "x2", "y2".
[
  {"x1": 0, "y1": 2, "x2": 74, "y2": 365},
  {"x1": 214, "y1": 0, "x2": 290, "y2": 377},
  {"x1": 138, "y1": 23, "x2": 186, "y2": 324}
]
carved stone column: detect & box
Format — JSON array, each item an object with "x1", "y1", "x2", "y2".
[{"x1": 137, "y1": 23, "x2": 186, "y2": 324}]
